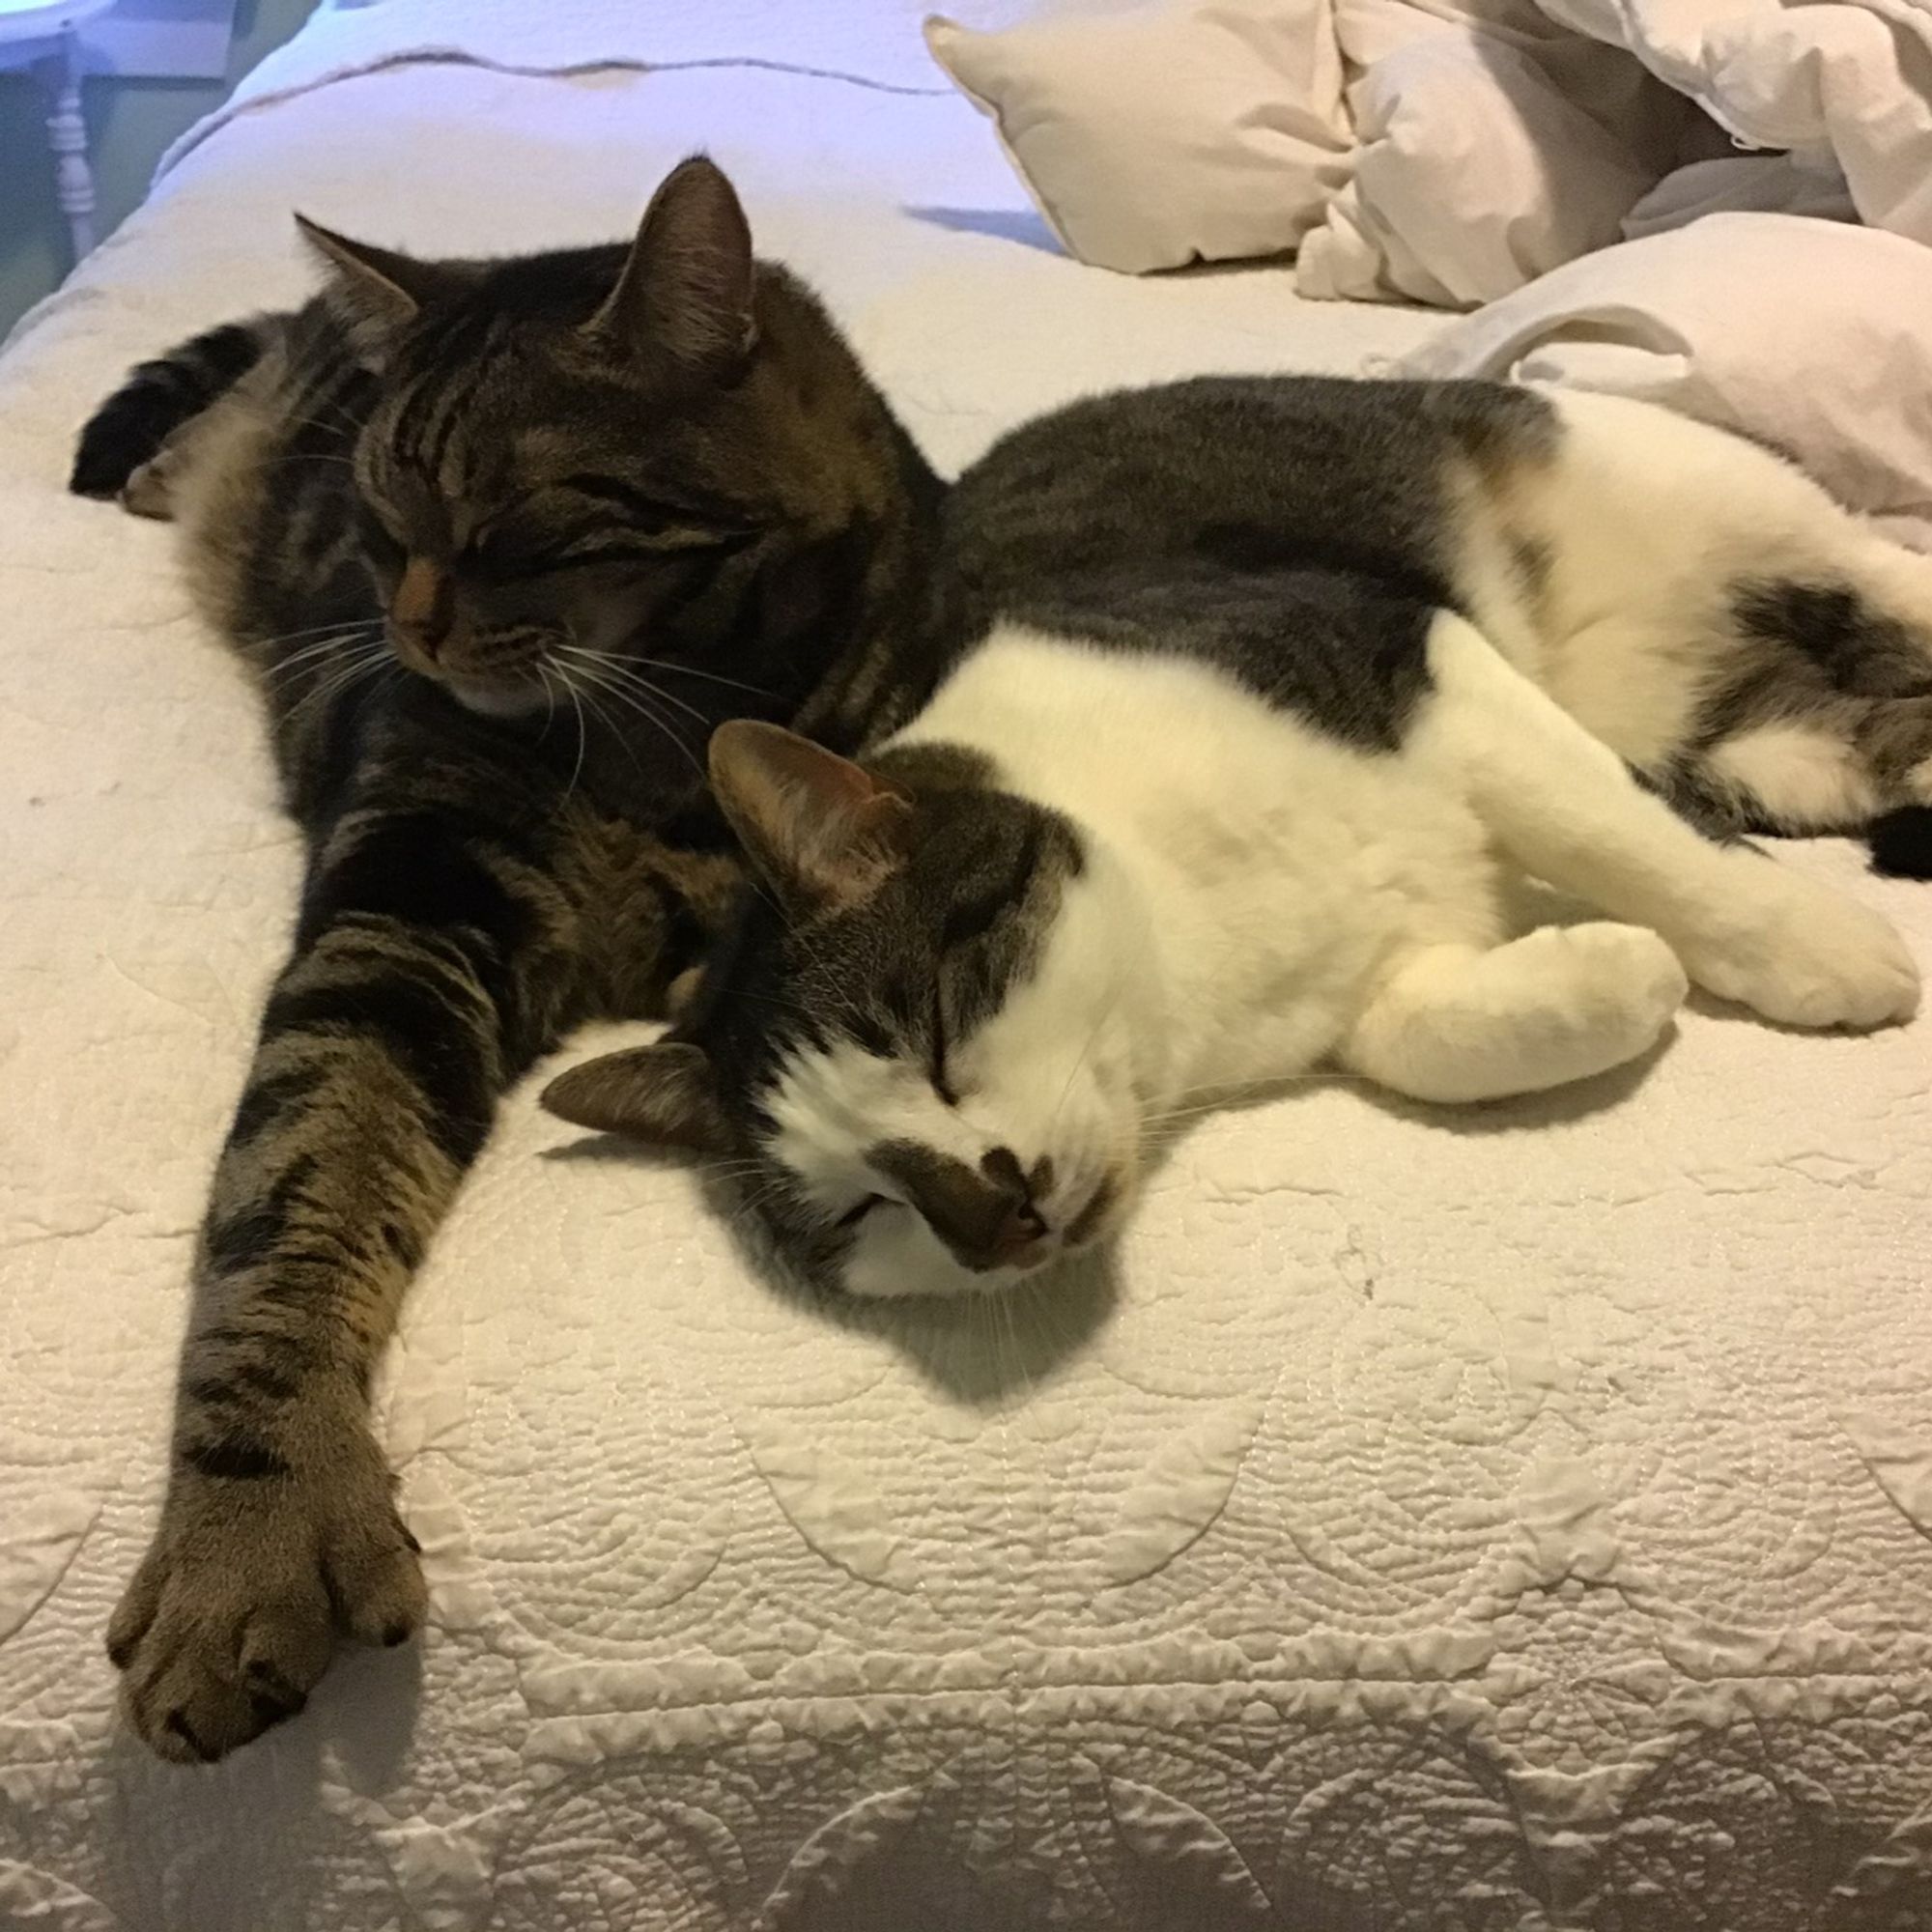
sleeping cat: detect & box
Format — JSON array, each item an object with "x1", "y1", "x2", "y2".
[
  {"x1": 71, "y1": 159, "x2": 941, "y2": 1766},
  {"x1": 542, "y1": 384, "x2": 1925, "y2": 1299},
  {"x1": 76, "y1": 153, "x2": 1932, "y2": 1758}
]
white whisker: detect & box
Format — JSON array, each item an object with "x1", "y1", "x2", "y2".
[
  {"x1": 554, "y1": 646, "x2": 716, "y2": 734},
  {"x1": 565, "y1": 643, "x2": 774, "y2": 704},
  {"x1": 561, "y1": 660, "x2": 707, "y2": 787},
  {"x1": 553, "y1": 665, "x2": 649, "y2": 785},
  {"x1": 260, "y1": 631, "x2": 388, "y2": 687},
  {"x1": 281, "y1": 642, "x2": 391, "y2": 728},
  {"x1": 562, "y1": 679, "x2": 589, "y2": 802},
  {"x1": 250, "y1": 616, "x2": 384, "y2": 651}
]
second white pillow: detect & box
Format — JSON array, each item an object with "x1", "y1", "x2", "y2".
[{"x1": 925, "y1": 1, "x2": 1352, "y2": 274}]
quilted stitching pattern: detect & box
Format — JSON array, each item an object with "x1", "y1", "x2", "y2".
[{"x1": 3, "y1": 50, "x2": 1930, "y2": 1932}]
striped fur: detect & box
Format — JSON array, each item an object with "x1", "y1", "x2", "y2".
[{"x1": 81, "y1": 159, "x2": 937, "y2": 1762}]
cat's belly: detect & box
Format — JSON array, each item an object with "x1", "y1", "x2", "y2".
[{"x1": 895, "y1": 628, "x2": 1504, "y2": 1094}]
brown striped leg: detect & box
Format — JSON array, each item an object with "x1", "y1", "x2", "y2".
[{"x1": 106, "y1": 754, "x2": 605, "y2": 1763}]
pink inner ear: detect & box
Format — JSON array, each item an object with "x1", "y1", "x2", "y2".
[
  {"x1": 709, "y1": 721, "x2": 913, "y2": 911},
  {"x1": 593, "y1": 157, "x2": 756, "y2": 372},
  {"x1": 715, "y1": 721, "x2": 873, "y2": 809},
  {"x1": 714, "y1": 717, "x2": 883, "y2": 830}
]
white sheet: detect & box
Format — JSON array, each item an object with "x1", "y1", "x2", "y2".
[
  {"x1": 154, "y1": 0, "x2": 1128, "y2": 180},
  {"x1": 4, "y1": 10, "x2": 1932, "y2": 1930}
]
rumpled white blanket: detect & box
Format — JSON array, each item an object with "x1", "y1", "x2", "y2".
[
  {"x1": 932, "y1": 0, "x2": 1932, "y2": 299},
  {"x1": 1351, "y1": 0, "x2": 1932, "y2": 547},
  {"x1": 930, "y1": 0, "x2": 1932, "y2": 542},
  {"x1": 1302, "y1": 0, "x2": 1932, "y2": 307},
  {"x1": 1390, "y1": 212, "x2": 1932, "y2": 550}
]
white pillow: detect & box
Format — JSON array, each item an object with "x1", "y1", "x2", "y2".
[
  {"x1": 1394, "y1": 213, "x2": 1932, "y2": 550},
  {"x1": 1296, "y1": 26, "x2": 1665, "y2": 306},
  {"x1": 924, "y1": 1, "x2": 1352, "y2": 273}
]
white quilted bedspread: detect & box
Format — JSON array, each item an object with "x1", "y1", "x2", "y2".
[{"x1": 4, "y1": 9, "x2": 1932, "y2": 1929}]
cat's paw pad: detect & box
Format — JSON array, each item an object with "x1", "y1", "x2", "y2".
[
  {"x1": 1681, "y1": 868, "x2": 1919, "y2": 1031},
  {"x1": 107, "y1": 1428, "x2": 424, "y2": 1764}
]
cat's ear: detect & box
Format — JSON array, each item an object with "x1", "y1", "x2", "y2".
[
  {"x1": 540, "y1": 1041, "x2": 730, "y2": 1152},
  {"x1": 588, "y1": 156, "x2": 756, "y2": 378},
  {"x1": 710, "y1": 720, "x2": 913, "y2": 914},
  {"x1": 296, "y1": 215, "x2": 455, "y2": 362}
]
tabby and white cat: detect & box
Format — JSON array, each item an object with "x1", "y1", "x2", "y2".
[{"x1": 545, "y1": 384, "x2": 1925, "y2": 1300}]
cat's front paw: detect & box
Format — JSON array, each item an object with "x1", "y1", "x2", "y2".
[
  {"x1": 1679, "y1": 864, "x2": 1920, "y2": 1031},
  {"x1": 107, "y1": 1412, "x2": 425, "y2": 1764}
]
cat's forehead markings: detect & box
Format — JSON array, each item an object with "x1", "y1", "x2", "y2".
[{"x1": 434, "y1": 425, "x2": 491, "y2": 509}]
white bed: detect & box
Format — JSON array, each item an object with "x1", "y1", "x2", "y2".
[{"x1": 4, "y1": 5, "x2": 1931, "y2": 1927}]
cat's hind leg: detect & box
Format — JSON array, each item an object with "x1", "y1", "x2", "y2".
[
  {"x1": 1418, "y1": 612, "x2": 1919, "y2": 1030},
  {"x1": 1342, "y1": 923, "x2": 1688, "y2": 1103},
  {"x1": 1515, "y1": 391, "x2": 1932, "y2": 838},
  {"x1": 1691, "y1": 566, "x2": 1932, "y2": 834}
]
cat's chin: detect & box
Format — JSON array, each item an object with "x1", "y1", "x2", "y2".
[
  {"x1": 836, "y1": 1219, "x2": 1115, "y2": 1303},
  {"x1": 444, "y1": 674, "x2": 548, "y2": 722},
  {"x1": 839, "y1": 1255, "x2": 1044, "y2": 1302}
]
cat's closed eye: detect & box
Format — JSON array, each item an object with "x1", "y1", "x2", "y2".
[
  {"x1": 927, "y1": 985, "x2": 958, "y2": 1105},
  {"x1": 473, "y1": 530, "x2": 666, "y2": 580},
  {"x1": 554, "y1": 475, "x2": 763, "y2": 550},
  {"x1": 835, "y1": 1193, "x2": 885, "y2": 1230}
]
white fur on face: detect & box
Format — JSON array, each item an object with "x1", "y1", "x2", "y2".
[
  {"x1": 762, "y1": 853, "x2": 1153, "y2": 1300},
  {"x1": 448, "y1": 672, "x2": 549, "y2": 720}
]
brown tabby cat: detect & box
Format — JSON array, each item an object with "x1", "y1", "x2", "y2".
[{"x1": 71, "y1": 159, "x2": 940, "y2": 1763}]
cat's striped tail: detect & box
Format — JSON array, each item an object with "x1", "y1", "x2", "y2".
[{"x1": 70, "y1": 314, "x2": 281, "y2": 500}]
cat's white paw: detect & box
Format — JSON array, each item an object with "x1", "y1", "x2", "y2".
[
  {"x1": 1356, "y1": 922, "x2": 1687, "y2": 1103},
  {"x1": 1531, "y1": 922, "x2": 1689, "y2": 1055},
  {"x1": 1678, "y1": 864, "x2": 1920, "y2": 1031},
  {"x1": 1546, "y1": 923, "x2": 1685, "y2": 1028}
]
